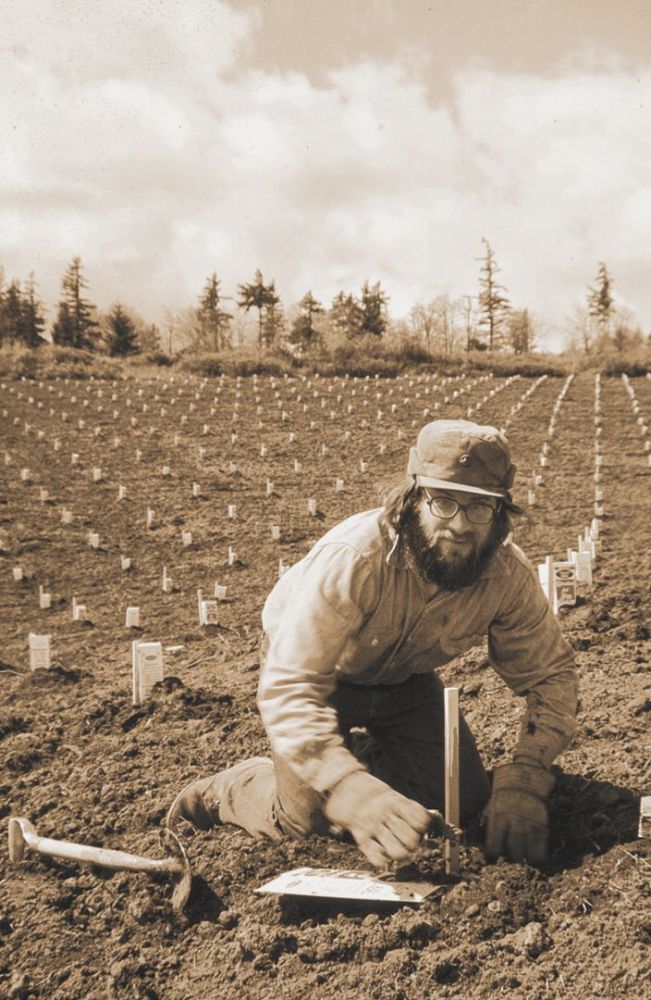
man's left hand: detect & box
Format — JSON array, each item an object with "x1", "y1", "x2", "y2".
[{"x1": 483, "y1": 762, "x2": 555, "y2": 864}]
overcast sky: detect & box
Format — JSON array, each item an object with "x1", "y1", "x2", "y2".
[{"x1": 3, "y1": 0, "x2": 651, "y2": 350}]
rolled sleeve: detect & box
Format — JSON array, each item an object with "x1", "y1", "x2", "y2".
[
  {"x1": 257, "y1": 543, "x2": 374, "y2": 793},
  {"x1": 488, "y1": 558, "x2": 578, "y2": 767}
]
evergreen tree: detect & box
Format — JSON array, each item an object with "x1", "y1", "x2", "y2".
[
  {"x1": 52, "y1": 256, "x2": 99, "y2": 349},
  {"x1": 329, "y1": 291, "x2": 364, "y2": 339},
  {"x1": 261, "y1": 287, "x2": 283, "y2": 349},
  {"x1": 51, "y1": 301, "x2": 75, "y2": 347},
  {"x1": 21, "y1": 274, "x2": 47, "y2": 346},
  {"x1": 477, "y1": 238, "x2": 510, "y2": 350},
  {"x1": 507, "y1": 308, "x2": 534, "y2": 354},
  {"x1": 106, "y1": 303, "x2": 139, "y2": 356},
  {"x1": 1, "y1": 280, "x2": 25, "y2": 344},
  {"x1": 587, "y1": 262, "x2": 614, "y2": 341},
  {"x1": 289, "y1": 291, "x2": 324, "y2": 350},
  {"x1": 360, "y1": 280, "x2": 389, "y2": 337},
  {"x1": 196, "y1": 273, "x2": 232, "y2": 351},
  {"x1": 237, "y1": 270, "x2": 279, "y2": 349}
]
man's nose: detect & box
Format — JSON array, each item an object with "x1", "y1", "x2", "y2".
[{"x1": 447, "y1": 507, "x2": 475, "y2": 534}]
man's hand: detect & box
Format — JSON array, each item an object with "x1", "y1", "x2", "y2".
[
  {"x1": 324, "y1": 771, "x2": 431, "y2": 867},
  {"x1": 484, "y1": 763, "x2": 555, "y2": 864}
]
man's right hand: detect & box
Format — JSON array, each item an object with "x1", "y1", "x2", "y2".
[{"x1": 324, "y1": 771, "x2": 431, "y2": 867}]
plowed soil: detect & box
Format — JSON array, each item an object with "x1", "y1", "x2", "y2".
[{"x1": 1, "y1": 368, "x2": 649, "y2": 1000}]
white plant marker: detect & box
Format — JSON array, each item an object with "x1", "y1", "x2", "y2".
[
  {"x1": 639, "y1": 796, "x2": 651, "y2": 838},
  {"x1": 162, "y1": 567, "x2": 172, "y2": 593},
  {"x1": 294, "y1": 459, "x2": 302, "y2": 473},
  {"x1": 278, "y1": 558, "x2": 289, "y2": 577},
  {"x1": 88, "y1": 532, "x2": 100, "y2": 549},
  {"x1": 125, "y1": 607, "x2": 140, "y2": 628},
  {"x1": 197, "y1": 590, "x2": 219, "y2": 626},
  {"x1": 359, "y1": 460, "x2": 368, "y2": 473},
  {"x1": 121, "y1": 556, "x2": 132, "y2": 571},
  {"x1": 554, "y1": 561, "x2": 577, "y2": 608},
  {"x1": 335, "y1": 479, "x2": 345, "y2": 492},
  {"x1": 228, "y1": 546, "x2": 237, "y2": 566},
  {"x1": 192, "y1": 482, "x2": 200, "y2": 498},
  {"x1": 161, "y1": 465, "x2": 171, "y2": 477},
  {"x1": 118, "y1": 485, "x2": 127, "y2": 500},
  {"x1": 20, "y1": 468, "x2": 30, "y2": 481},
  {"x1": 444, "y1": 687, "x2": 460, "y2": 875},
  {"x1": 538, "y1": 555, "x2": 558, "y2": 613},
  {"x1": 12, "y1": 567, "x2": 23, "y2": 581},
  {"x1": 29, "y1": 633, "x2": 51, "y2": 671},
  {"x1": 132, "y1": 640, "x2": 164, "y2": 705},
  {"x1": 270, "y1": 524, "x2": 281, "y2": 540},
  {"x1": 182, "y1": 530, "x2": 193, "y2": 547},
  {"x1": 228, "y1": 504, "x2": 236, "y2": 519},
  {"x1": 92, "y1": 467, "x2": 102, "y2": 482},
  {"x1": 147, "y1": 508, "x2": 155, "y2": 529},
  {"x1": 570, "y1": 549, "x2": 593, "y2": 585},
  {"x1": 38, "y1": 586, "x2": 51, "y2": 610},
  {"x1": 214, "y1": 583, "x2": 228, "y2": 600}
]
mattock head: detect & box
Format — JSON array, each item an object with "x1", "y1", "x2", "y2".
[
  {"x1": 8, "y1": 817, "x2": 34, "y2": 862},
  {"x1": 160, "y1": 827, "x2": 192, "y2": 912}
]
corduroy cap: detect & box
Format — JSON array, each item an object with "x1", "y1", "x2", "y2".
[{"x1": 407, "y1": 419, "x2": 516, "y2": 498}]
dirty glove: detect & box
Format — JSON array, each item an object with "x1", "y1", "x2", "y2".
[
  {"x1": 324, "y1": 771, "x2": 431, "y2": 868},
  {"x1": 484, "y1": 763, "x2": 555, "y2": 864}
]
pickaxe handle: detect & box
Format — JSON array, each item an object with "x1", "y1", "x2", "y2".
[{"x1": 8, "y1": 817, "x2": 182, "y2": 875}]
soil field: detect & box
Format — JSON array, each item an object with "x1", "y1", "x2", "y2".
[{"x1": 0, "y1": 368, "x2": 649, "y2": 1000}]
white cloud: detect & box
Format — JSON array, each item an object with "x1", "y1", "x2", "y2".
[{"x1": 2, "y1": 2, "x2": 651, "y2": 347}]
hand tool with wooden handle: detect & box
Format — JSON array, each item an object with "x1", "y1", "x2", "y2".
[{"x1": 8, "y1": 816, "x2": 192, "y2": 911}]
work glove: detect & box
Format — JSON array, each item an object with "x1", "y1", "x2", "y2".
[
  {"x1": 483, "y1": 763, "x2": 555, "y2": 864},
  {"x1": 323, "y1": 771, "x2": 431, "y2": 868}
]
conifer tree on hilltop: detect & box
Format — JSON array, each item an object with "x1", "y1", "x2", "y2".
[
  {"x1": 477, "y1": 238, "x2": 511, "y2": 350},
  {"x1": 105, "y1": 303, "x2": 139, "y2": 356},
  {"x1": 52, "y1": 256, "x2": 99, "y2": 349},
  {"x1": 289, "y1": 291, "x2": 325, "y2": 350},
  {"x1": 21, "y1": 273, "x2": 47, "y2": 346},
  {"x1": 587, "y1": 262, "x2": 614, "y2": 342},
  {"x1": 329, "y1": 291, "x2": 364, "y2": 339},
  {"x1": 360, "y1": 280, "x2": 389, "y2": 337},
  {"x1": 196, "y1": 273, "x2": 232, "y2": 351},
  {"x1": 0, "y1": 271, "x2": 47, "y2": 347},
  {"x1": 237, "y1": 270, "x2": 281, "y2": 349}
]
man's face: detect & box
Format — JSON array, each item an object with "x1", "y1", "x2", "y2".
[{"x1": 403, "y1": 487, "x2": 504, "y2": 590}]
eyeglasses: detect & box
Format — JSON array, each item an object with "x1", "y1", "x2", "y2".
[{"x1": 425, "y1": 492, "x2": 499, "y2": 525}]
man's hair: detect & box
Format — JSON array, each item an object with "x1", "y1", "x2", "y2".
[{"x1": 378, "y1": 474, "x2": 523, "y2": 544}]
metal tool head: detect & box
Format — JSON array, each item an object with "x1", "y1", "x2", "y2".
[
  {"x1": 8, "y1": 817, "x2": 35, "y2": 862},
  {"x1": 160, "y1": 827, "x2": 192, "y2": 911}
]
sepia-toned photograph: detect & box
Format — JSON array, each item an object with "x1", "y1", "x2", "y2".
[{"x1": 1, "y1": 2, "x2": 650, "y2": 998}]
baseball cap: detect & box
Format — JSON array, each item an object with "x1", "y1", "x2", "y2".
[{"x1": 407, "y1": 419, "x2": 516, "y2": 498}]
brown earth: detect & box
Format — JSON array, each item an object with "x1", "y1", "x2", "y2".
[{"x1": 0, "y1": 368, "x2": 649, "y2": 1000}]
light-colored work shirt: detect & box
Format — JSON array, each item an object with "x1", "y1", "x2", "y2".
[{"x1": 259, "y1": 507, "x2": 578, "y2": 794}]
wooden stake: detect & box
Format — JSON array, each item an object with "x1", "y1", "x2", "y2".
[{"x1": 444, "y1": 687, "x2": 460, "y2": 876}]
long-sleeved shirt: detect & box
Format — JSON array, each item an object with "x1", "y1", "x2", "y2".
[{"x1": 258, "y1": 506, "x2": 578, "y2": 794}]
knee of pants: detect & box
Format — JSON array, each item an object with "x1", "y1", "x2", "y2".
[{"x1": 272, "y1": 753, "x2": 330, "y2": 838}]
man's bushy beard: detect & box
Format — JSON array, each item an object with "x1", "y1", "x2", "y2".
[{"x1": 401, "y1": 494, "x2": 507, "y2": 591}]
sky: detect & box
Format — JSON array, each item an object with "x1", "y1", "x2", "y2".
[{"x1": 2, "y1": 0, "x2": 651, "y2": 351}]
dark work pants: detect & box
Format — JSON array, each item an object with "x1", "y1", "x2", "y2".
[{"x1": 210, "y1": 673, "x2": 490, "y2": 842}]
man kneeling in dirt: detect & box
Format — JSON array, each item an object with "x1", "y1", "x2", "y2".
[{"x1": 168, "y1": 419, "x2": 578, "y2": 867}]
